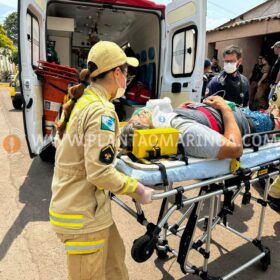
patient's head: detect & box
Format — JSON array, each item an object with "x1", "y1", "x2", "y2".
[
  {"x1": 121, "y1": 107, "x2": 152, "y2": 149},
  {"x1": 128, "y1": 107, "x2": 153, "y2": 127}
]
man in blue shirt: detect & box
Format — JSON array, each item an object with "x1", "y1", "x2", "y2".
[{"x1": 206, "y1": 46, "x2": 249, "y2": 107}]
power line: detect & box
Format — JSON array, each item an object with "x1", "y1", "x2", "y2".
[{"x1": 208, "y1": 1, "x2": 239, "y2": 17}]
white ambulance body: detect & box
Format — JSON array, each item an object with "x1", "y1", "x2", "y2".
[{"x1": 19, "y1": 0, "x2": 206, "y2": 158}]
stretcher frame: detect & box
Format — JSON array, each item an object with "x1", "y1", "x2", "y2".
[{"x1": 112, "y1": 132, "x2": 280, "y2": 279}]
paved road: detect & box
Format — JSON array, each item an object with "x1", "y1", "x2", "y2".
[{"x1": 0, "y1": 87, "x2": 279, "y2": 280}]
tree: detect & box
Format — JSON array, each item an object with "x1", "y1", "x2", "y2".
[
  {"x1": 3, "y1": 12, "x2": 18, "y2": 46},
  {"x1": 0, "y1": 25, "x2": 14, "y2": 50},
  {"x1": 9, "y1": 48, "x2": 19, "y2": 65},
  {"x1": 0, "y1": 25, "x2": 16, "y2": 74}
]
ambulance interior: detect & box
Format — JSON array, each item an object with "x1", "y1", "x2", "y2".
[{"x1": 46, "y1": 2, "x2": 162, "y2": 120}]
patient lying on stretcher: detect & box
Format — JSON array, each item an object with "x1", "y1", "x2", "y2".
[{"x1": 121, "y1": 96, "x2": 277, "y2": 160}]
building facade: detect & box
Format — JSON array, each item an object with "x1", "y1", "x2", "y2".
[
  {"x1": 0, "y1": 48, "x2": 16, "y2": 81},
  {"x1": 206, "y1": 0, "x2": 280, "y2": 78}
]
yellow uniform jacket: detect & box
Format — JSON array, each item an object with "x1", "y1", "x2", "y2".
[{"x1": 49, "y1": 84, "x2": 137, "y2": 234}]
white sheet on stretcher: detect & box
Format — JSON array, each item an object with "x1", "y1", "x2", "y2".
[{"x1": 115, "y1": 143, "x2": 280, "y2": 186}]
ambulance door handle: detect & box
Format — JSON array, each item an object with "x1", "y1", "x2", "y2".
[
  {"x1": 192, "y1": 89, "x2": 197, "y2": 92},
  {"x1": 172, "y1": 83, "x2": 181, "y2": 93},
  {"x1": 26, "y1": 98, "x2": 33, "y2": 109}
]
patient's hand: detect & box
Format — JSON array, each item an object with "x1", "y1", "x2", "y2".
[
  {"x1": 203, "y1": 96, "x2": 229, "y2": 112},
  {"x1": 179, "y1": 101, "x2": 193, "y2": 108}
]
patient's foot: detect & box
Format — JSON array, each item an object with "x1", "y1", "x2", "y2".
[{"x1": 268, "y1": 195, "x2": 280, "y2": 213}]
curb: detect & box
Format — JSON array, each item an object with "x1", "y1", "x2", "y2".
[{"x1": 0, "y1": 83, "x2": 10, "y2": 88}]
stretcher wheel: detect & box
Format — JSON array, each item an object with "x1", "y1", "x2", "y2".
[
  {"x1": 156, "y1": 248, "x2": 168, "y2": 260},
  {"x1": 260, "y1": 254, "x2": 270, "y2": 271},
  {"x1": 131, "y1": 234, "x2": 155, "y2": 263},
  {"x1": 39, "y1": 144, "x2": 56, "y2": 163}
]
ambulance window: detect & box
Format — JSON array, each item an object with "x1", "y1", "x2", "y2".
[
  {"x1": 27, "y1": 11, "x2": 40, "y2": 68},
  {"x1": 172, "y1": 26, "x2": 197, "y2": 77},
  {"x1": 27, "y1": 14, "x2": 32, "y2": 64},
  {"x1": 32, "y1": 18, "x2": 39, "y2": 67}
]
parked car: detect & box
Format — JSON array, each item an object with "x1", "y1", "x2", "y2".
[
  {"x1": 8, "y1": 74, "x2": 16, "y2": 85},
  {"x1": 9, "y1": 72, "x2": 23, "y2": 110}
]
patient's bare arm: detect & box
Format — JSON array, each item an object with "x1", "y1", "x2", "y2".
[{"x1": 204, "y1": 96, "x2": 243, "y2": 159}]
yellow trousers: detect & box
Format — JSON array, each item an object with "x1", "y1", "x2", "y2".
[
  {"x1": 57, "y1": 223, "x2": 129, "y2": 280},
  {"x1": 270, "y1": 176, "x2": 280, "y2": 199}
]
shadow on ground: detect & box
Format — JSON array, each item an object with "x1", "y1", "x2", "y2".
[
  {"x1": 154, "y1": 221, "x2": 280, "y2": 280},
  {"x1": 0, "y1": 157, "x2": 53, "y2": 260}
]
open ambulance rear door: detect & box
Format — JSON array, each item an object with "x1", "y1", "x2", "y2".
[
  {"x1": 160, "y1": 0, "x2": 206, "y2": 108},
  {"x1": 19, "y1": 0, "x2": 48, "y2": 158}
]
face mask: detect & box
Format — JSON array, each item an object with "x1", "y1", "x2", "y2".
[
  {"x1": 224, "y1": 62, "x2": 237, "y2": 74},
  {"x1": 114, "y1": 72, "x2": 127, "y2": 100}
]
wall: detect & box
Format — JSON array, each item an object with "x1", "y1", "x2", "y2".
[
  {"x1": 72, "y1": 32, "x2": 91, "y2": 48},
  {"x1": 128, "y1": 14, "x2": 160, "y2": 63},
  {"x1": 218, "y1": 0, "x2": 280, "y2": 28},
  {"x1": 49, "y1": 36, "x2": 71, "y2": 66},
  {"x1": 126, "y1": 13, "x2": 160, "y2": 93},
  {"x1": 241, "y1": 0, "x2": 280, "y2": 20},
  {"x1": 206, "y1": 17, "x2": 280, "y2": 77},
  {"x1": 207, "y1": 19, "x2": 280, "y2": 43}
]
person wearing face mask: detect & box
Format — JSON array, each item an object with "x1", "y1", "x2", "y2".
[
  {"x1": 49, "y1": 41, "x2": 154, "y2": 280},
  {"x1": 206, "y1": 46, "x2": 249, "y2": 107}
]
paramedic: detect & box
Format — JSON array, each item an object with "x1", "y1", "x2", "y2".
[
  {"x1": 49, "y1": 41, "x2": 154, "y2": 280},
  {"x1": 269, "y1": 178, "x2": 280, "y2": 212},
  {"x1": 268, "y1": 80, "x2": 280, "y2": 213},
  {"x1": 207, "y1": 46, "x2": 249, "y2": 107}
]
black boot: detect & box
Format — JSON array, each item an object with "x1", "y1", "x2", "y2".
[{"x1": 268, "y1": 195, "x2": 280, "y2": 213}]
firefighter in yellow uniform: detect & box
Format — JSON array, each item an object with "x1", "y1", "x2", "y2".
[
  {"x1": 49, "y1": 41, "x2": 154, "y2": 280},
  {"x1": 268, "y1": 82, "x2": 280, "y2": 212}
]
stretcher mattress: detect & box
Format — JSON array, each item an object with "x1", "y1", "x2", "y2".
[{"x1": 115, "y1": 143, "x2": 280, "y2": 186}]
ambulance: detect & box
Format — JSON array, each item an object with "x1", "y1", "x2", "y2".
[{"x1": 19, "y1": 0, "x2": 206, "y2": 160}]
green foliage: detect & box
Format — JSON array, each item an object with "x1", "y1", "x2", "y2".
[
  {"x1": 9, "y1": 48, "x2": 19, "y2": 64},
  {"x1": 0, "y1": 25, "x2": 14, "y2": 50},
  {"x1": 3, "y1": 12, "x2": 18, "y2": 46},
  {"x1": 1, "y1": 70, "x2": 12, "y2": 82}
]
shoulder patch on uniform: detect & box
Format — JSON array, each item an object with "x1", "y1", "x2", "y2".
[
  {"x1": 101, "y1": 115, "x2": 115, "y2": 132},
  {"x1": 99, "y1": 144, "x2": 115, "y2": 165}
]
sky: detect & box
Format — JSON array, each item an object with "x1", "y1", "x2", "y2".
[{"x1": 0, "y1": 0, "x2": 266, "y2": 30}]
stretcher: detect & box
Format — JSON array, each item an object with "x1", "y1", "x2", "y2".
[{"x1": 113, "y1": 131, "x2": 280, "y2": 279}]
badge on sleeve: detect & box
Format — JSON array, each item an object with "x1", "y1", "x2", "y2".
[
  {"x1": 101, "y1": 115, "x2": 115, "y2": 132},
  {"x1": 99, "y1": 144, "x2": 115, "y2": 165}
]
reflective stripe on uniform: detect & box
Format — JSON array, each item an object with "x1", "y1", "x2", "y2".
[
  {"x1": 131, "y1": 179, "x2": 138, "y2": 193},
  {"x1": 49, "y1": 210, "x2": 84, "y2": 229},
  {"x1": 84, "y1": 88, "x2": 102, "y2": 103},
  {"x1": 65, "y1": 240, "x2": 105, "y2": 254},
  {"x1": 120, "y1": 178, "x2": 138, "y2": 194},
  {"x1": 66, "y1": 87, "x2": 103, "y2": 131}
]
